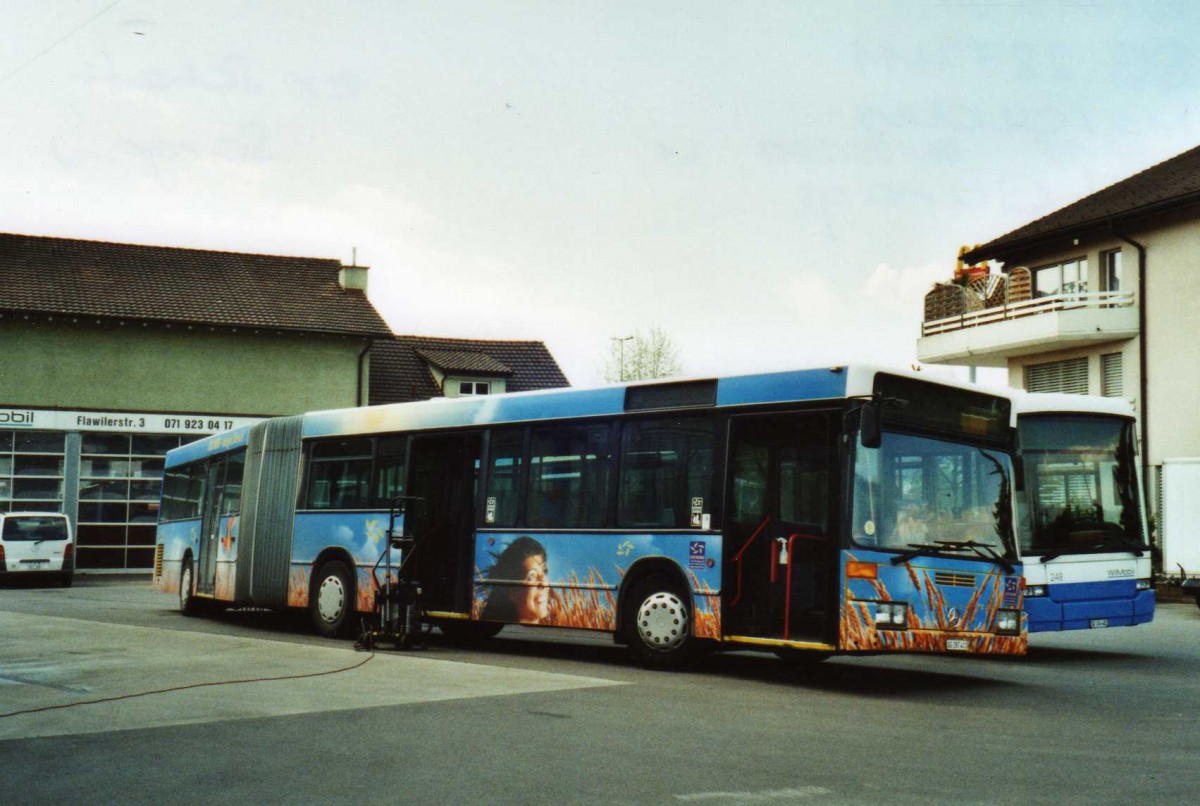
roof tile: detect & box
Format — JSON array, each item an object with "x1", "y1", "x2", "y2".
[
  {"x1": 414, "y1": 348, "x2": 512, "y2": 375},
  {"x1": 370, "y1": 336, "x2": 569, "y2": 404},
  {"x1": 0, "y1": 232, "x2": 392, "y2": 337},
  {"x1": 968, "y1": 144, "x2": 1200, "y2": 260}
]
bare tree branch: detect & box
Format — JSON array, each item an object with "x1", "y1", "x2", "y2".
[{"x1": 604, "y1": 326, "x2": 684, "y2": 382}]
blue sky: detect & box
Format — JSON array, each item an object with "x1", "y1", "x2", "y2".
[{"x1": 4, "y1": 1, "x2": 1199, "y2": 385}]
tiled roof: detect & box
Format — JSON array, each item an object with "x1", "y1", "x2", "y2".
[
  {"x1": 414, "y1": 348, "x2": 512, "y2": 376},
  {"x1": 370, "y1": 336, "x2": 569, "y2": 404},
  {"x1": 0, "y1": 232, "x2": 392, "y2": 337},
  {"x1": 965, "y1": 144, "x2": 1200, "y2": 262}
]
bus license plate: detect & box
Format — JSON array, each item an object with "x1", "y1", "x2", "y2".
[
  {"x1": 945, "y1": 638, "x2": 969, "y2": 651},
  {"x1": 1090, "y1": 618, "x2": 1109, "y2": 629},
  {"x1": 20, "y1": 559, "x2": 49, "y2": 566}
]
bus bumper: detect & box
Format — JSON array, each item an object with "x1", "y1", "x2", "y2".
[{"x1": 1026, "y1": 588, "x2": 1155, "y2": 632}]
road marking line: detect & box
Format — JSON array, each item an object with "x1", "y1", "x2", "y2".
[{"x1": 675, "y1": 787, "x2": 834, "y2": 802}]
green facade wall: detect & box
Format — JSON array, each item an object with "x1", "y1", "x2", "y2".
[{"x1": 0, "y1": 320, "x2": 368, "y2": 415}]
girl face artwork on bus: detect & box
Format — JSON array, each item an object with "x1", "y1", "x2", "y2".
[
  {"x1": 480, "y1": 536, "x2": 551, "y2": 624},
  {"x1": 473, "y1": 531, "x2": 721, "y2": 634}
]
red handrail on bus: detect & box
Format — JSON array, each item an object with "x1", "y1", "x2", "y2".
[
  {"x1": 781, "y1": 532, "x2": 828, "y2": 640},
  {"x1": 729, "y1": 516, "x2": 771, "y2": 608}
]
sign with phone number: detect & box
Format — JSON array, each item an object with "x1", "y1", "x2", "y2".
[{"x1": 0, "y1": 408, "x2": 262, "y2": 435}]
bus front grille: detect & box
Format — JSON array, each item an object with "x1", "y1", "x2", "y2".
[{"x1": 934, "y1": 572, "x2": 976, "y2": 588}]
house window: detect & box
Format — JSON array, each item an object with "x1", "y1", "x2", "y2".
[
  {"x1": 1033, "y1": 258, "x2": 1089, "y2": 298},
  {"x1": 1101, "y1": 353, "x2": 1123, "y2": 397},
  {"x1": 1102, "y1": 250, "x2": 1122, "y2": 292},
  {"x1": 1025, "y1": 357, "x2": 1088, "y2": 395},
  {"x1": 459, "y1": 381, "x2": 491, "y2": 396}
]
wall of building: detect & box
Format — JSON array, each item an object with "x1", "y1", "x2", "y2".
[
  {"x1": 1006, "y1": 339, "x2": 1139, "y2": 401},
  {"x1": 1135, "y1": 214, "x2": 1200, "y2": 463},
  {"x1": 0, "y1": 319, "x2": 372, "y2": 571},
  {"x1": 0, "y1": 319, "x2": 368, "y2": 415}
]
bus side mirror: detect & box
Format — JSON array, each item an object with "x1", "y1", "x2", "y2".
[{"x1": 860, "y1": 401, "x2": 882, "y2": 449}]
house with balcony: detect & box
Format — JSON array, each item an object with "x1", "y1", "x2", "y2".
[{"x1": 917, "y1": 142, "x2": 1200, "y2": 531}]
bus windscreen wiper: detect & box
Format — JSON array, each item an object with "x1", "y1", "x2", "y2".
[
  {"x1": 1040, "y1": 536, "x2": 1149, "y2": 564},
  {"x1": 939, "y1": 540, "x2": 1015, "y2": 574},
  {"x1": 1107, "y1": 536, "x2": 1150, "y2": 557},
  {"x1": 891, "y1": 540, "x2": 1014, "y2": 574},
  {"x1": 890, "y1": 543, "x2": 946, "y2": 566}
]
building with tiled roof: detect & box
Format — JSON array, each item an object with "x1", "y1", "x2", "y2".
[
  {"x1": 960, "y1": 144, "x2": 1200, "y2": 263},
  {"x1": 915, "y1": 142, "x2": 1200, "y2": 544},
  {"x1": 0, "y1": 231, "x2": 391, "y2": 571},
  {"x1": 370, "y1": 335, "x2": 569, "y2": 404},
  {"x1": 0, "y1": 232, "x2": 394, "y2": 338}
]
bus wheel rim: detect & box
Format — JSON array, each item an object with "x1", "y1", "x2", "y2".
[
  {"x1": 636, "y1": 592, "x2": 688, "y2": 651},
  {"x1": 317, "y1": 575, "x2": 345, "y2": 622},
  {"x1": 180, "y1": 565, "x2": 192, "y2": 609}
]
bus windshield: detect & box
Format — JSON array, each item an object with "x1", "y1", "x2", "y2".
[
  {"x1": 1018, "y1": 415, "x2": 1144, "y2": 556},
  {"x1": 852, "y1": 430, "x2": 1017, "y2": 562}
]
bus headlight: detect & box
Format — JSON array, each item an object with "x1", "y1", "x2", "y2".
[
  {"x1": 994, "y1": 609, "x2": 1021, "y2": 635},
  {"x1": 874, "y1": 602, "x2": 908, "y2": 630},
  {"x1": 1136, "y1": 578, "x2": 1152, "y2": 591},
  {"x1": 1024, "y1": 585, "x2": 1046, "y2": 598}
]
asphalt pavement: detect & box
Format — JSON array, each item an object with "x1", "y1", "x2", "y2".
[{"x1": 1, "y1": 576, "x2": 1198, "y2": 805}]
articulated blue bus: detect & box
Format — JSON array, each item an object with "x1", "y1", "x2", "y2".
[
  {"x1": 153, "y1": 365, "x2": 1027, "y2": 665},
  {"x1": 1014, "y1": 393, "x2": 1154, "y2": 632}
]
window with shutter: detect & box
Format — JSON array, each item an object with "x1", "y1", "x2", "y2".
[
  {"x1": 1101, "y1": 353, "x2": 1123, "y2": 397},
  {"x1": 1025, "y1": 357, "x2": 1088, "y2": 394}
]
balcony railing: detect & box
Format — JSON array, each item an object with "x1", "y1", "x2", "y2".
[{"x1": 921, "y1": 290, "x2": 1136, "y2": 337}]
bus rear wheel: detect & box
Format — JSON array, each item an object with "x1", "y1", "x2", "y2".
[
  {"x1": 311, "y1": 560, "x2": 355, "y2": 637},
  {"x1": 179, "y1": 559, "x2": 201, "y2": 616},
  {"x1": 624, "y1": 575, "x2": 693, "y2": 669}
]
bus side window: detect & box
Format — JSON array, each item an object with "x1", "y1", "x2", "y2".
[
  {"x1": 484, "y1": 429, "x2": 523, "y2": 526},
  {"x1": 220, "y1": 451, "x2": 246, "y2": 515},
  {"x1": 161, "y1": 462, "x2": 207, "y2": 521},
  {"x1": 306, "y1": 438, "x2": 373, "y2": 510},
  {"x1": 374, "y1": 436, "x2": 406, "y2": 506},
  {"x1": 619, "y1": 416, "x2": 715, "y2": 529},
  {"x1": 527, "y1": 425, "x2": 610, "y2": 528}
]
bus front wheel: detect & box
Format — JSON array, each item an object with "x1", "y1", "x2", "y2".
[
  {"x1": 624, "y1": 575, "x2": 693, "y2": 669},
  {"x1": 311, "y1": 561, "x2": 355, "y2": 637}
]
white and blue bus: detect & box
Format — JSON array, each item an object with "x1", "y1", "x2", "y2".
[
  {"x1": 1014, "y1": 393, "x2": 1153, "y2": 632},
  {"x1": 153, "y1": 365, "x2": 1027, "y2": 665}
]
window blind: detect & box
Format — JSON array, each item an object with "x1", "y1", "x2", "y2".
[
  {"x1": 1025, "y1": 357, "x2": 1088, "y2": 394},
  {"x1": 1101, "y1": 353, "x2": 1123, "y2": 397}
]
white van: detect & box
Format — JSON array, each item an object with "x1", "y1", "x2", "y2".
[{"x1": 0, "y1": 512, "x2": 74, "y2": 587}]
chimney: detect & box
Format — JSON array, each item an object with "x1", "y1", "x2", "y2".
[{"x1": 338, "y1": 263, "x2": 369, "y2": 291}]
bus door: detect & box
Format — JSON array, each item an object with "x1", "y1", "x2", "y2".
[
  {"x1": 195, "y1": 459, "x2": 226, "y2": 596},
  {"x1": 725, "y1": 412, "x2": 838, "y2": 642},
  {"x1": 406, "y1": 434, "x2": 482, "y2": 613}
]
